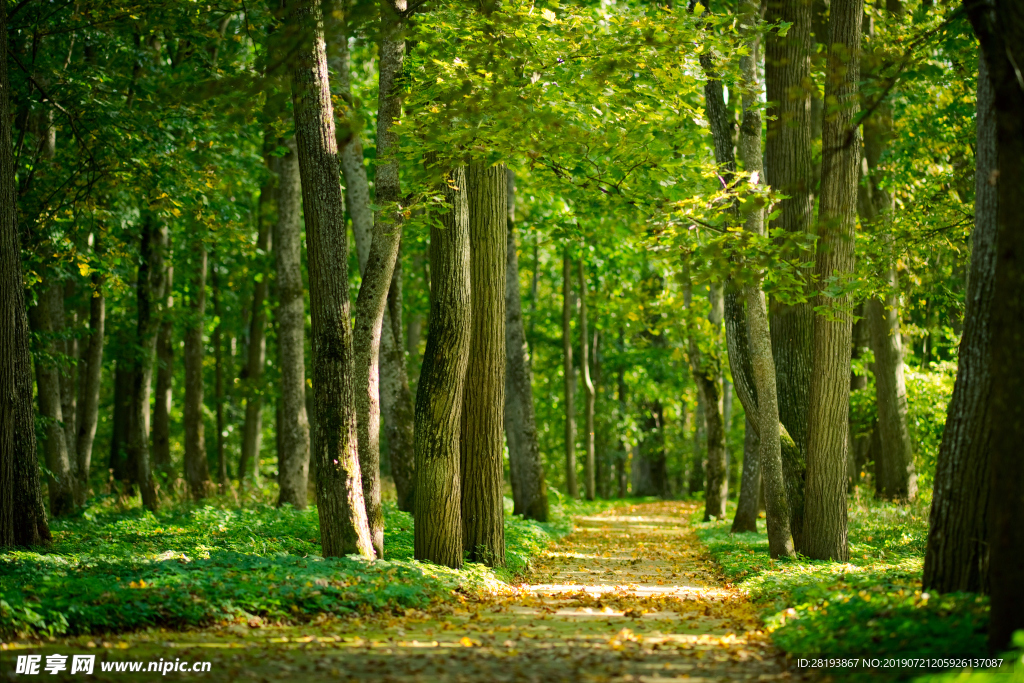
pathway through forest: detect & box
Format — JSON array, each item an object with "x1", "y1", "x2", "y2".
[{"x1": 30, "y1": 501, "x2": 797, "y2": 682}]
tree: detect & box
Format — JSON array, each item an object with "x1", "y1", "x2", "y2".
[
  {"x1": 504, "y1": 171, "x2": 548, "y2": 521},
  {"x1": 562, "y1": 250, "x2": 577, "y2": 498},
  {"x1": 287, "y1": 0, "x2": 373, "y2": 558},
  {"x1": 765, "y1": 0, "x2": 815, "y2": 549},
  {"x1": 183, "y1": 243, "x2": 210, "y2": 500},
  {"x1": 579, "y1": 259, "x2": 596, "y2": 502},
  {"x1": 461, "y1": 160, "x2": 507, "y2": 567},
  {"x1": 0, "y1": 0, "x2": 50, "y2": 546},
  {"x1": 75, "y1": 239, "x2": 105, "y2": 504},
  {"x1": 152, "y1": 226, "x2": 174, "y2": 480},
  {"x1": 128, "y1": 215, "x2": 160, "y2": 511},
  {"x1": 274, "y1": 138, "x2": 311, "y2": 509},
  {"x1": 961, "y1": 0, "x2": 1024, "y2": 651},
  {"x1": 414, "y1": 163, "x2": 471, "y2": 569},
  {"x1": 922, "y1": 50, "x2": 995, "y2": 597},
  {"x1": 801, "y1": 0, "x2": 864, "y2": 562}
]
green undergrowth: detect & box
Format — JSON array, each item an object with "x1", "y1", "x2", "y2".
[
  {"x1": 0, "y1": 491, "x2": 589, "y2": 638},
  {"x1": 695, "y1": 490, "x2": 993, "y2": 681}
]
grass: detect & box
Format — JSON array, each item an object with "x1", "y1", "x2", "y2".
[
  {"x1": 0, "y1": 489, "x2": 587, "y2": 638},
  {"x1": 693, "y1": 489, "x2": 1011, "y2": 681}
]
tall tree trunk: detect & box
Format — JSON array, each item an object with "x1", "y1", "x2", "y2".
[
  {"x1": 212, "y1": 260, "x2": 227, "y2": 492},
  {"x1": 728, "y1": 3, "x2": 796, "y2": 556},
  {"x1": 562, "y1": 250, "x2": 577, "y2": 498},
  {"x1": 29, "y1": 285, "x2": 76, "y2": 516},
  {"x1": 616, "y1": 335, "x2": 629, "y2": 499},
  {"x1": 848, "y1": 305, "x2": 870, "y2": 489},
  {"x1": 922, "y1": 50, "x2": 995, "y2": 597},
  {"x1": 414, "y1": 163, "x2": 471, "y2": 569},
  {"x1": 183, "y1": 245, "x2": 210, "y2": 499},
  {"x1": 961, "y1": 2, "x2": 1024, "y2": 651},
  {"x1": 75, "y1": 249, "x2": 104, "y2": 504},
  {"x1": 58, "y1": 282, "x2": 78, "y2": 483},
  {"x1": 239, "y1": 190, "x2": 272, "y2": 489},
  {"x1": 765, "y1": 0, "x2": 815, "y2": 550},
  {"x1": 459, "y1": 161, "x2": 507, "y2": 567},
  {"x1": 287, "y1": 0, "x2": 373, "y2": 558},
  {"x1": 579, "y1": 261, "x2": 596, "y2": 501},
  {"x1": 274, "y1": 138, "x2": 311, "y2": 509},
  {"x1": 0, "y1": 0, "x2": 50, "y2": 543},
  {"x1": 732, "y1": 416, "x2": 760, "y2": 533},
  {"x1": 801, "y1": 0, "x2": 863, "y2": 562},
  {"x1": 152, "y1": 226, "x2": 174, "y2": 480},
  {"x1": 505, "y1": 172, "x2": 548, "y2": 521},
  {"x1": 689, "y1": 393, "x2": 705, "y2": 495},
  {"x1": 129, "y1": 218, "x2": 160, "y2": 511}
]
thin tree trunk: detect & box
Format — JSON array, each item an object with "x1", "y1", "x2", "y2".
[
  {"x1": 414, "y1": 163, "x2": 471, "y2": 569},
  {"x1": 152, "y1": 226, "x2": 174, "y2": 479},
  {"x1": 239, "y1": 188, "x2": 272, "y2": 489},
  {"x1": 562, "y1": 250, "x2": 577, "y2": 498},
  {"x1": 0, "y1": 0, "x2": 50, "y2": 543},
  {"x1": 129, "y1": 218, "x2": 160, "y2": 511},
  {"x1": 184, "y1": 245, "x2": 210, "y2": 500},
  {"x1": 505, "y1": 171, "x2": 548, "y2": 521},
  {"x1": 29, "y1": 286, "x2": 76, "y2": 516},
  {"x1": 961, "y1": 3, "x2": 1024, "y2": 650},
  {"x1": 923, "y1": 50, "x2": 995, "y2": 596},
  {"x1": 212, "y1": 261, "x2": 227, "y2": 493},
  {"x1": 732, "y1": 415, "x2": 760, "y2": 533},
  {"x1": 616, "y1": 333, "x2": 629, "y2": 499},
  {"x1": 459, "y1": 161, "x2": 507, "y2": 567},
  {"x1": 801, "y1": 0, "x2": 863, "y2": 562},
  {"x1": 689, "y1": 393, "x2": 705, "y2": 495},
  {"x1": 58, "y1": 282, "x2": 77, "y2": 483},
  {"x1": 287, "y1": 0, "x2": 373, "y2": 558},
  {"x1": 274, "y1": 138, "x2": 311, "y2": 509},
  {"x1": 765, "y1": 0, "x2": 815, "y2": 550},
  {"x1": 579, "y1": 260, "x2": 596, "y2": 501},
  {"x1": 848, "y1": 305, "x2": 870, "y2": 489},
  {"x1": 75, "y1": 250, "x2": 104, "y2": 504}
]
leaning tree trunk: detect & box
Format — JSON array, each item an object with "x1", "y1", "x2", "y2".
[
  {"x1": 727, "y1": 2, "x2": 796, "y2": 556},
  {"x1": 152, "y1": 226, "x2": 174, "y2": 479},
  {"x1": 460, "y1": 161, "x2": 507, "y2": 567},
  {"x1": 562, "y1": 250, "x2": 577, "y2": 498},
  {"x1": 287, "y1": 0, "x2": 373, "y2": 558},
  {"x1": 579, "y1": 260, "x2": 596, "y2": 502},
  {"x1": 129, "y1": 218, "x2": 160, "y2": 511},
  {"x1": 414, "y1": 163, "x2": 471, "y2": 569},
  {"x1": 274, "y1": 138, "x2": 311, "y2": 509},
  {"x1": 75, "y1": 250, "x2": 105, "y2": 504},
  {"x1": 765, "y1": 0, "x2": 815, "y2": 550},
  {"x1": 801, "y1": 0, "x2": 862, "y2": 562},
  {"x1": 183, "y1": 244, "x2": 210, "y2": 500},
  {"x1": 961, "y1": 3, "x2": 1024, "y2": 651},
  {"x1": 922, "y1": 50, "x2": 995, "y2": 596},
  {"x1": 504, "y1": 171, "x2": 548, "y2": 521},
  {"x1": 29, "y1": 285, "x2": 76, "y2": 516},
  {"x1": 239, "y1": 189, "x2": 272, "y2": 489},
  {"x1": 0, "y1": 0, "x2": 50, "y2": 544}
]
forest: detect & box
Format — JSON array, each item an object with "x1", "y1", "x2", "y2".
[{"x1": 0, "y1": 0, "x2": 1022, "y2": 679}]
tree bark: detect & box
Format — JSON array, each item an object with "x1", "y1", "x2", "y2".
[
  {"x1": 579, "y1": 260, "x2": 596, "y2": 501},
  {"x1": 801, "y1": 0, "x2": 862, "y2": 562},
  {"x1": 562, "y1": 250, "x2": 577, "y2": 498},
  {"x1": 961, "y1": 1, "x2": 1024, "y2": 651},
  {"x1": 765, "y1": 0, "x2": 815, "y2": 550},
  {"x1": 505, "y1": 172, "x2": 548, "y2": 521},
  {"x1": 152, "y1": 226, "x2": 174, "y2": 480},
  {"x1": 184, "y1": 245, "x2": 210, "y2": 500},
  {"x1": 922, "y1": 50, "x2": 995, "y2": 597},
  {"x1": 75, "y1": 249, "x2": 105, "y2": 504},
  {"x1": 57, "y1": 283, "x2": 77, "y2": 484},
  {"x1": 274, "y1": 137, "x2": 311, "y2": 509},
  {"x1": 459, "y1": 161, "x2": 507, "y2": 567},
  {"x1": 29, "y1": 285, "x2": 76, "y2": 516},
  {"x1": 0, "y1": 0, "x2": 50, "y2": 543},
  {"x1": 414, "y1": 163, "x2": 471, "y2": 569},
  {"x1": 129, "y1": 217, "x2": 160, "y2": 511},
  {"x1": 212, "y1": 260, "x2": 227, "y2": 492},
  {"x1": 288, "y1": 0, "x2": 373, "y2": 558},
  {"x1": 733, "y1": 415, "x2": 760, "y2": 532},
  {"x1": 239, "y1": 188, "x2": 272, "y2": 489}
]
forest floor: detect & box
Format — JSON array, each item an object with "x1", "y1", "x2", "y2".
[{"x1": 3, "y1": 500, "x2": 797, "y2": 682}]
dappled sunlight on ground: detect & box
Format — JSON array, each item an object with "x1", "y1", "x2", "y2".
[{"x1": 5, "y1": 501, "x2": 797, "y2": 682}]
